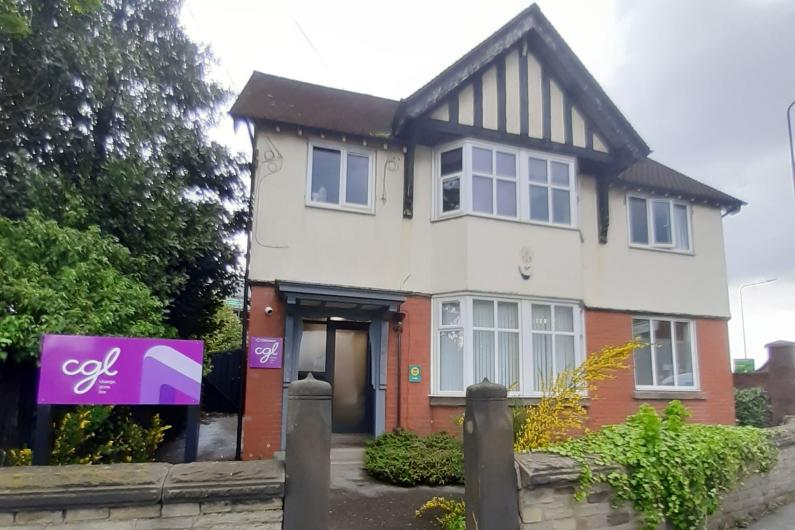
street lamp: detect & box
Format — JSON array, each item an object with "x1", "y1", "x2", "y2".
[
  {"x1": 788, "y1": 100, "x2": 795, "y2": 198},
  {"x1": 739, "y1": 278, "x2": 777, "y2": 359}
]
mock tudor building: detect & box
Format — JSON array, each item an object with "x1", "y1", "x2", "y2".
[{"x1": 231, "y1": 4, "x2": 743, "y2": 459}]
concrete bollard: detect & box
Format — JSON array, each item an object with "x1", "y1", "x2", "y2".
[
  {"x1": 463, "y1": 379, "x2": 520, "y2": 530},
  {"x1": 284, "y1": 373, "x2": 331, "y2": 530}
]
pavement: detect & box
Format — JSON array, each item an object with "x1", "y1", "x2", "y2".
[
  {"x1": 157, "y1": 412, "x2": 238, "y2": 463},
  {"x1": 329, "y1": 444, "x2": 464, "y2": 530},
  {"x1": 745, "y1": 503, "x2": 795, "y2": 530}
]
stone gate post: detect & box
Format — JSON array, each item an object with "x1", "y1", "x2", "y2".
[
  {"x1": 283, "y1": 373, "x2": 331, "y2": 530},
  {"x1": 463, "y1": 379, "x2": 520, "y2": 530}
]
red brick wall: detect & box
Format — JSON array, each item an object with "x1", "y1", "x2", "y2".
[
  {"x1": 241, "y1": 285, "x2": 285, "y2": 460},
  {"x1": 586, "y1": 309, "x2": 735, "y2": 427}
]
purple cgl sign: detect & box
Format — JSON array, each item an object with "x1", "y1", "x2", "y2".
[
  {"x1": 248, "y1": 336, "x2": 283, "y2": 369},
  {"x1": 37, "y1": 334, "x2": 204, "y2": 405}
]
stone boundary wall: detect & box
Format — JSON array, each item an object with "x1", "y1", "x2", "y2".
[
  {"x1": 515, "y1": 420, "x2": 795, "y2": 530},
  {"x1": 0, "y1": 460, "x2": 284, "y2": 530}
]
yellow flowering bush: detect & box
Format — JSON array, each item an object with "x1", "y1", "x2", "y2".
[{"x1": 514, "y1": 341, "x2": 640, "y2": 452}]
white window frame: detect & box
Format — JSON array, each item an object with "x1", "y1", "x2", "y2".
[
  {"x1": 431, "y1": 293, "x2": 584, "y2": 397},
  {"x1": 632, "y1": 316, "x2": 700, "y2": 391},
  {"x1": 306, "y1": 140, "x2": 376, "y2": 214},
  {"x1": 432, "y1": 139, "x2": 578, "y2": 228},
  {"x1": 626, "y1": 194, "x2": 693, "y2": 253}
]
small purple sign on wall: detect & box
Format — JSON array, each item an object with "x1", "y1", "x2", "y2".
[
  {"x1": 37, "y1": 334, "x2": 204, "y2": 405},
  {"x1": 248, "y1": 336, "x2": 283, "y2": 369}
]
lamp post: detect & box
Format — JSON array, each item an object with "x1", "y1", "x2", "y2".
[
  {"x1": 788, "y1": 100, "x2": 795, "y2": 197},
  {"x1": 739, "y1": 278, "x2": 777, "y2": 359}
]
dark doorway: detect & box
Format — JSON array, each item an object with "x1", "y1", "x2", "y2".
[{"x1": 297, "y1": 320, "x2": 373, "y2": 434}]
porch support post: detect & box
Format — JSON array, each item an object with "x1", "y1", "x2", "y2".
[{"x1": 369, "y1": 316, "x2": 388, "y2": 437}]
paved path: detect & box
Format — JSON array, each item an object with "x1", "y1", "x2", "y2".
[
  {"x1": 329, "y1": 446, "x2": 464, "y2": 530},
  {"x1": 745, "y1": 503, "x2": 795, "y2": 530}
]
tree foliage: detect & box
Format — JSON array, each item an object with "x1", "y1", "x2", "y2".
[
  {"x1": 0, "y1": 0, "x2": 247, "y2": 339},
  {"x1": 202, "y1": 305, "x2": 242, "y2": 353},
  {"x1": 0, "y1": 213, "x2": 170, "y2": 363},
  {"x1": 735, "y1": 387, "x2": 771, "y2": 428}
]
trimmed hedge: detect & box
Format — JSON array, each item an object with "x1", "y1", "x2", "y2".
[
  {"x1": 363, "y1": 429, "x2": 464, "y2": 486},
  {"x1": 735, "y1": 387, "x2": 771, "y2": 427}
]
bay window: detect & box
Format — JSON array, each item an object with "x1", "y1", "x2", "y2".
[
  {"x1": 307, "y1": 141, "x2": 375, "y2": 213},
  {"x1": 628, "y1": 195, "x2": 691, "y2": 252},
  {"x1": 433, "y1": 295, "x2": 583, "y2": 396},
  {"x1": 435, "y1": 140, "x2": 576, "y2": 227},
  {"x1": 632, "y1": 317, "x2": 698, "y2": 390}
]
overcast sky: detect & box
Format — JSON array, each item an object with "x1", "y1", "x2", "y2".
[{"x1": 182, "y1": 0, "x2": 795, "y2": 367}]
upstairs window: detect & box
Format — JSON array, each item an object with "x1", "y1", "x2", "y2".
[
  {"x1": 435, "y1": 140, "x2": 576, "y2": 227},
  {"x1": 307, "y1": 142, "x2": 374, "y2": 213},
  {"x1": 628, "y1": 195, "x2": 691, "y2": 252}
]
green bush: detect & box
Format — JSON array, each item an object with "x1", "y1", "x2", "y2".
[
  {"x1": 735, "y1": 387, "x2": 771, "y2": 427},
  {"x1": 364, "y1": 429, "x2": 464, "y2": 486},
  {"x1": 547, "y1": 401, "x2": 777, "y2": 530},
  {"x1": 50, "y1": 406, "x2": 170, "y2": 465},
  {"x1": 416, "y1": 496, "x2": 466, "y2": 530}
]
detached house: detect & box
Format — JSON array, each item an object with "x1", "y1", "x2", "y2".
[{"x1": 231, "y1": 4, "x2": 743, "y2": 459}]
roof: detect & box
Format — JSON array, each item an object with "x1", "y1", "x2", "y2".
[
  {"x1": 230, "y1": 72, "x2": 399, "y2": 139},
  {"x1": 393, "y1": 4, "x2": 649, "y2": 163},
  {"x1": 617, "y1": 158, "x2": 744, "y2": 211}
]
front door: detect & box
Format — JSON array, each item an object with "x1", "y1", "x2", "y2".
[{"x1": 297, "y1": 320, "x2": 372, "y2": 434}]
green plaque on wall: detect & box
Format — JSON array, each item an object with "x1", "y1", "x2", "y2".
[{"x1": 408, "y1": 364, "x2": 421, "y2": 383}]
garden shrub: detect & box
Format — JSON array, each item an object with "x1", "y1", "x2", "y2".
[
  {"x1": 735, "y1": 387, "x2": 771, "y2": 427},
  {"x1": 363, "y1": 429, "x2": 463, "y2": 486},
  {"x1": 50, "y1": 406, "x2": 170, "y2": 464},
  {"x1": 416, "y1": 496, "x2": 465, "y2": 530},
  {"x1": 546, "y1": 401, "x2": 777, "y2": 530},
  {"x1": 514, "y1": 341, "x2": 640, "y2": 451}
]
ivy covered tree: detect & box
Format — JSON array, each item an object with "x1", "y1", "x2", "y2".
[
  {"x1": 0, "y1": 213, "x2": 171, "y2": 364},
  {"x1": 0, "y1": 0, "x2": 247, "y2": 339}
]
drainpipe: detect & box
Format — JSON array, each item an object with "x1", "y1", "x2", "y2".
[
  {"x1": 392, "y1": 312, "x2": 406, "y2": 429},
  {"x1": 235, "y1": 118, "x2": 258, "y2": 461}
]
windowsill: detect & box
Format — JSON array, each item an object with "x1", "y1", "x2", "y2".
[
  {"x1": 633, "y1": 390, "x2": 705, "y2": 400},
  {"x1": 628, "y1": 243, "x2": 694, "y2": 256},
  {"x1": 431, "y1": 212, "x2": 579, "y2": 232},
  {"x1": 429, "y1": 396, "x2": 590, "y2": 407},
  {"x1": 306, "y1": 201, "x2": 375, "y2": 216}
]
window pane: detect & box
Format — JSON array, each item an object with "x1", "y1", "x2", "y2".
[
  {"x1": 473, "y1": 300, "x2": 494, "y2": 327},
  {"x1": 550, "y1": 161, "x2": 570, "y2": 186},
  {"x1": 554, "y1": 306, "x2": 574, "y2": 332},
  {"x1": 496, "y1": 180, "x2": 517, "y2": 217},
  {"x1": 675, "y1": 322, "x2": 694, "y2": 387},
  {"x1": 498, "y1": 332, "x2": 520, "y2": 390},
  {"x1": 674, "y1": 204, "x2": 690, "y2": 250},
  {"x1": 629, "y1": 197, "x2": 649, "y2": 245},
  {"x1": 555, "y1": 335, "x2": 576, "y2": 373},
  {"x1": 473, "y1": 175, "x2": 493, "y2": 213},
  {"x1": 311, "y1": 147, "x2": 341, "y2": 204},
  {"x1": 441, "y1": 302, "x2": 462, "y2": 326},
  {"x1": 552, "y1": 188, "x2": 571, "y2": 224},
  {"x1": 474, "y1": 330, "x2": 495, "y2": 384},
  {"x1": 533, "y1": 333, "x2": 553, "y2": 390},
  {"x1": 530, "y1": 185, "x2": 549, "y2": 221},
  {"x1": 532, "y1": 304, "x2": 552, "y2": 331},
  {"x1": 442, "y1": 177, "x2": 460, "y2": 212},
  {"x1": 496, "y1": 152, "x2": 516, "y2": 178},
  {"x1": 440, "y1": 331, "x2": 464, "y2": 391},
  {"x1": 528, "y1": 157, "x2": 547, "y2": 183},
  {"x1": 633, "y1": 319, "x2": 653, "y2": 386},
  {"x1": 498, "y1": 302, "x2": 519, "y2": 329},
  {"x1": 345, "y1": 153, "x2": 369, "y2": 205},
  {"x1": 652, "y1": 201, "x2": 672, "y2": 245},
  {"x1": 441, "y1": 148, "x2": 463, "y2": 176},
  {"x1": 298, "y1": 322, "x2": 327, "y2": 372},
  {"x1": 472, "y1": 147, "x2": 493, "y2": 174},
  {"x1": 654, "y1": 320, "x2": 674, "y2": 386}
]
